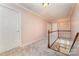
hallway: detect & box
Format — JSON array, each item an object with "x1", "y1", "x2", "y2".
[{"x1": 0, "y1": 3, "x2": 79, "y2": 56}]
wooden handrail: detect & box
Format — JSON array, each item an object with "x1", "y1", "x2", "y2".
[
  {"x1": 48, "y1": 30, "x2": 79, "y2": 54},
  {"x1": 48, "y1": 31, "x2": 50, "y2": 48},
  {"x1": 58, "y1": 30, "x2": 71, "y2": 32},
  {"x1": 48, "y1": 30, "x2": 71, "y2": 33},
  {"x1": 48, "y1": 30, "x2": 57, "y2": 33},
  {"x1": 48, "y1": 30, "x2": 71, "y2": 48},
  {"x1": 48, "y1": 30, "x2": 71, "y2": 55},
  {"x1": 69, "y1": 33, "x2": 79, "y2": 52}
]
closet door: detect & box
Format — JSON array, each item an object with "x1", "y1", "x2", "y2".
[{"x1": 0, "y1": 5, "x2": 20, "y2": 53}]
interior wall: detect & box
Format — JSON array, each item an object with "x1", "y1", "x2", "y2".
[
  {"x1": 57, "y1": 18, "x2": 71, "y2": 30},
  {"x1": 2, "y1": 4, "x2": 48, "y2": 47},
  {"x1": 47, "y1": 23, "x2": 52, "y2": 31},
  {"x1": 21, "y1": 11, "x2": 48, "y2": 46},
  {"x1": 71, "y1": 4, "x2": 79, "y2": 40},
  {"x1": 49, "y1": 18, "x2": 71, "y2": 31}
]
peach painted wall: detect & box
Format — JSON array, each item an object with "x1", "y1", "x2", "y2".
[
  {"x1": 57, "y1": 18, "x2": 70, "y2": 30},
  {"x1": 71, "y1": 4, "x2": 79, "y2": 40},
  {"x1": 21, "y1": 11, "x2": 48, "y2": 46}
]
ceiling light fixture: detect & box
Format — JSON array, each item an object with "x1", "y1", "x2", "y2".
[{"x1": 42, "y1": 3, "x2": 49, "y2": 8}]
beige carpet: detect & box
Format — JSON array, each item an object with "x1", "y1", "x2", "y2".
[{"x1": 0, "y1": 38, "x2": 79, "y2": 56}]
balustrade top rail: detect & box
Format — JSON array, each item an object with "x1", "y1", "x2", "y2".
[{"x1": 48, "y1": 30, "x2": 71, "y2": 33}]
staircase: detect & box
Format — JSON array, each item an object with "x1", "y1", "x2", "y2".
[{"x1": 48, "y1": 30, "x2": 79, "y2": 55}]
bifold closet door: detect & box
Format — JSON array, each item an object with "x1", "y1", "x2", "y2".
[{"x1": 0, "y1": 5, "x2": 20, "y2": 53}]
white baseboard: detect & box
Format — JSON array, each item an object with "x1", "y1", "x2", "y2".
[{"x1": 20, "y1": 36, "x2": 47, "y2": 48}]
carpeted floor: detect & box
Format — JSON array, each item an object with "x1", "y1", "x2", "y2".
[
  {"x1": 0, "y1": 38, "x2": 79, "y2": 56},
  {"x1": 0, "y1": 38, "x2": 65, "y2": 56}
]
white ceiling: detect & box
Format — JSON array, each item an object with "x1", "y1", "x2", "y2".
[{"x1": 19, "y1": 3, "x2": 75, "y2": 21}]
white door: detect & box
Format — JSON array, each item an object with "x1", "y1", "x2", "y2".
[{"x1": 0, "y1": 5, "x2": 20, "y2": 53}]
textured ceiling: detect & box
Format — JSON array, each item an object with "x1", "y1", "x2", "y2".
[{"x1": 19, "y1": 3, "x2": 75, "y2": 21}]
